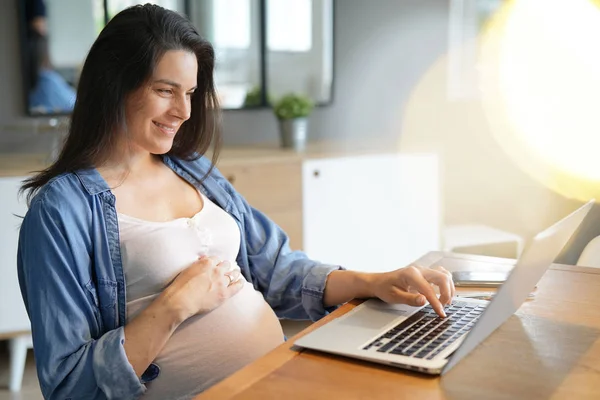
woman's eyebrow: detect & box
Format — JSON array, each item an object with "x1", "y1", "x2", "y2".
[{"x1": 153, "y1": 79, "x2": 197, "y2": 91}]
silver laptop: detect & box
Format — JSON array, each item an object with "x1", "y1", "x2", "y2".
[{"x1": 295, "y1": 200, "x2": 594, "y2": 375}]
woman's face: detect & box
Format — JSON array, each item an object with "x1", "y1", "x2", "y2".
[{"x1": 124, "y1": 50, "x2": 198, "y2": 156}]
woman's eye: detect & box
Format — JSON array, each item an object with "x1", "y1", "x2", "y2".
[
  {"x1": 186, "y1": 91, "x2": 195, "y2": 97},
  {"x1": 157, "y1": 89, "x2": 173, "y2": 95}
]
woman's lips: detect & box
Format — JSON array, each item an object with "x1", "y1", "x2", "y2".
[{"x1": 153, "y1": 121, "x2": 177, "y2": 136}]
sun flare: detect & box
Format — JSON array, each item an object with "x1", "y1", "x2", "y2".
[{"x1": 480, "y1": 0, "x2": 600, "y2": 201}]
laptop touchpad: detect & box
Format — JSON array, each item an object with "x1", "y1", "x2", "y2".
[{"x1": 340, "y1": 305, "x2": 409, "y2": 330}]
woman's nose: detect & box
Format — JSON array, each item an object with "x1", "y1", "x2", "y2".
[{"x1": 172, "y1": 95, "x2": 191, "y2": 120}]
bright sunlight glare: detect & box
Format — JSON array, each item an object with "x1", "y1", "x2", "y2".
[{"x1": 480, "y1": 0, "x2": 600, "y2": 200}]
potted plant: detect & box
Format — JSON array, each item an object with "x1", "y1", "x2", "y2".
[
  {"x1": 273, "y1": 93, "x2": 314, "y2": 151},
  {"x1": 243, "y1": 86, "x2": 273, "y2": 107}
]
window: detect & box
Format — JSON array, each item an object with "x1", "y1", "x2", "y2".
[
  {"x1": 267, "y1": 0, "x2": 312, "y2": 52},
  {"x1": 213, "y1": 0, "x2": 252, "y2": 49}
]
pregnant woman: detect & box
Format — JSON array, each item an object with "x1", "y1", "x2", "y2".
[{"x1": 17, "y1": 5, "x2": 454, "y2": 400}]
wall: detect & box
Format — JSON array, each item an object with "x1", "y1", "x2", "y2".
[{"x1": 0, "y1": 0, "x2": 596, "y2": 263}]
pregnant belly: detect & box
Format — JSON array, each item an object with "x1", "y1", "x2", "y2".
[{"x1": 133, "y1": 281, "x2": 284, "y2": 400}]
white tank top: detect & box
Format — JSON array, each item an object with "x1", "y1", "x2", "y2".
[{"x1": 118, "y1": 192, "x2": 284, "y2": 399}]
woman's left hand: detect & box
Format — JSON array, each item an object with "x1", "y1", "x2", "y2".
[{"x1": 369, "y1": 265, "x2": 455, "y2": 318}]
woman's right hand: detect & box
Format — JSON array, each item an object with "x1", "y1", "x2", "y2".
[{"x1": 160, "y1": 256, "x2": 244, "y2": 323}]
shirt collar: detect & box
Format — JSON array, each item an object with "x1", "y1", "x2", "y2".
[{"x1": 73, "y1": 168, "x2": 111, "y2": 195}]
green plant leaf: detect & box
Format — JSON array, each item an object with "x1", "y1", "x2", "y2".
[{"x1": 273, "y1": 93, "x2": 314, "y2": 119}]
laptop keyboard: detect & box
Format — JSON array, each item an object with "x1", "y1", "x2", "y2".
[{"x1": 363, "y1": 301, "x2": 487, "y2": 360}]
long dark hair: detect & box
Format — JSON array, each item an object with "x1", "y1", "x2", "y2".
[{"x1": 21, "y1": 4, "x2": 221, "y2": 203}]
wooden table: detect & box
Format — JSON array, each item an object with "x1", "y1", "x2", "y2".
[{"x1": 195, "y1": 252, "x2": 600, "y2": 400}]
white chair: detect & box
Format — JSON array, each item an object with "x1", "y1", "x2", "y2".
[
  {"x1": 576, "y1": 236, "x2": 600, "y2": 268},
  {"x1": 8, "y1": 334, "x2": 33, "y2": 391}
]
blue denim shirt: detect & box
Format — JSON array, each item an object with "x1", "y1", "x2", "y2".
[{"x1": 17, "y1": 155, "x2": 342, "y2": 400}]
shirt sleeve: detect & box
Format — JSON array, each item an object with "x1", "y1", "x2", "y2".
[
  {"x1": 212, "y1": 170, "x2": 345, "y2": 321},
  {"x1": 17, "y1": 196, "x2": 145, "y2": 400}
]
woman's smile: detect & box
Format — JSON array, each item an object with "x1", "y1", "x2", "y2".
[{"x1": 153, "y1": 120, "x2": 178, "y2": 136}]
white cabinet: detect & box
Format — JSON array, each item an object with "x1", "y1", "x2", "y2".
[
  {"x1": 0, "y1": 177, "x2": 30, "y2": 335},
  {"x1": 302, "y1": 154, "x2": 441, "y2": 272}
]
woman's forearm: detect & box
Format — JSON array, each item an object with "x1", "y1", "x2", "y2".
[
  {"x1": 323, "y1": 270, "x2": 376, "y2": 307},
  {"x1": 123, "y1": 294, "x2": 184, "y2": 377}
]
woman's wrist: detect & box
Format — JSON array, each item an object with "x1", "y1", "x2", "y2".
[
  {"x1": 347, "y1": 270, "x2": 378, "y2": 299},
  {"x1": 323, "y1": 270, "x2": 379, "y2": 307},
  {"x1": 123, "y1": 292, "x2": 186, "y2": 377}
]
